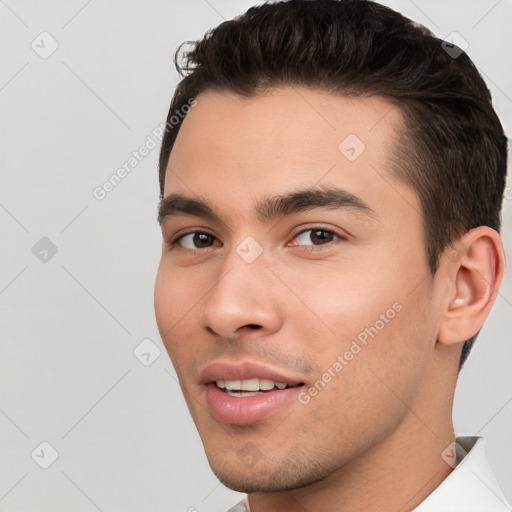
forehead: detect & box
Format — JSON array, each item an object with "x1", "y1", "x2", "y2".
[{"x1": 164, "y1": 86, "x2": 418, "y2": 223}]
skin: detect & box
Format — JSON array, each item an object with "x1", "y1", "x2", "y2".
[{"x1": 154, "y1": 87, "x2": 504, "y2": 512}]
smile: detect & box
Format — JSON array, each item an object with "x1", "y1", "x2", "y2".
[
  {"x1": 200, "y1": 362, "x2": 305, "y2": 425},
  {"x1": 215, "y1": 378, "x2": 293, "y2": 396}
]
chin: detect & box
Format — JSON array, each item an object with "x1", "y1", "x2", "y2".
[{"x1": 206, "y1": 451, "x2": 334, "y2": 493}]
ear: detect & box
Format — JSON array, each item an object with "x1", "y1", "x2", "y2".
[{"x1": 437, "y1": 226, "x2": 505, "y2": 346}]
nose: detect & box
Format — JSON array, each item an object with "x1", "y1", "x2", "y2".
[{"x1": 199, "y1": 249, "x2": 283, "y2": 340}]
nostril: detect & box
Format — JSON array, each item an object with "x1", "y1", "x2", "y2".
[{"x1": 246, "y1": 324, "x2": 261, "y2": 330}]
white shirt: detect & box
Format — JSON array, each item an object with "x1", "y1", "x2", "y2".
[{"x1": 226, "y1": 436, "x2": 511, "y2": 511}]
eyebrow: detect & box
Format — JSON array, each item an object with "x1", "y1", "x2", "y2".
[{"x1": 157, "y1": 186, "x2": 377, "y2": 226}]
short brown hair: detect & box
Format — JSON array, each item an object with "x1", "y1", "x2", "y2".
[{"x1": 158, "y1": 0, "x2": 508, "y2": 368}]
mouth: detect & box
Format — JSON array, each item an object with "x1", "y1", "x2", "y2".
[
  {"x1": 214, "y1": 378, "x2": 303, "y2": 397},
  {"x1": 200, "y1": 362, "x2": 306, "y2": 425}
]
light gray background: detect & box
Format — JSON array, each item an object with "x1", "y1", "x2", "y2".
[{"x1": 1, "y1": 1, "x2": 510, "y2": 511}]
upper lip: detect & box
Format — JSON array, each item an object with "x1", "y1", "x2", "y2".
[{"x1": 200, "y1": 361, "x2": 305, "y2": 386}]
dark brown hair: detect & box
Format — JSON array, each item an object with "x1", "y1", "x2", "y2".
[{"x1": 158, "y1": 0, "x2": 508, "y2": 369}]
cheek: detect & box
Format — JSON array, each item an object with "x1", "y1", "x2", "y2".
[
  {"x1": 293, "y1": 305, "x2": 431, "y2": 455},
  {"x1": 154, "y1": 261, "x2": 195, "y2": 362},
  {"x1": 285, "y1": 254, "x2": 433, "y2": 400},
  {"x1": 154, "y1": 263, "x2": 173, "y2": 336},
  {"x1": 279, "y1": 259, "x2": 401, "y2": 354}
]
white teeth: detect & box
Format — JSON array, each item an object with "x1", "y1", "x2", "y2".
[
  {"x1": 259, "y1": 378, "x2": 275, "y2": 391},
  {"x1": 241, "y1": 378, "x2": 260, "y2": 391},
  {"x1": 215, "y1": 378, "x2": 290, "y2": 391}
]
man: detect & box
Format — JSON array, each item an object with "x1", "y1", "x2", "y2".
[{"x1": 154, "y1": 0, "x2": 510, "y2": 510}]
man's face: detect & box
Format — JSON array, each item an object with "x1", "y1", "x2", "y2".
[{"x1": 154, "y1": 87, "x2": 439, "y2": 492}]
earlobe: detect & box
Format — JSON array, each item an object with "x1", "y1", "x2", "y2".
[{"x1": 438, "y1": 227, "x2": 505, "y2": 346}]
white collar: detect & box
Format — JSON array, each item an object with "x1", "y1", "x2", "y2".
[{"x1": 413, "y1": 436, "x2": 511, "y2": 511}]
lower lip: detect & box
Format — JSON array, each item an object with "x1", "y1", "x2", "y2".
[{"x1": 205, "y1": 383, "x2": 302, "y2": 425}]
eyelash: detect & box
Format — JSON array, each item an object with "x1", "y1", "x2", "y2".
[{"x1": 168, "y1": 227, "x2": 345, "y2": 253}]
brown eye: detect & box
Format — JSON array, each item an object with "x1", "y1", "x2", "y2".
[
  {"x1": 310, "y1": 229, "x2": 335, "y2": 244},
  {"x1": 293, "y1": 228, "x2": 341, "y2": 246},
  {"x1": 175, "y1": 232, "x2": 218, "y2": 249}
]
